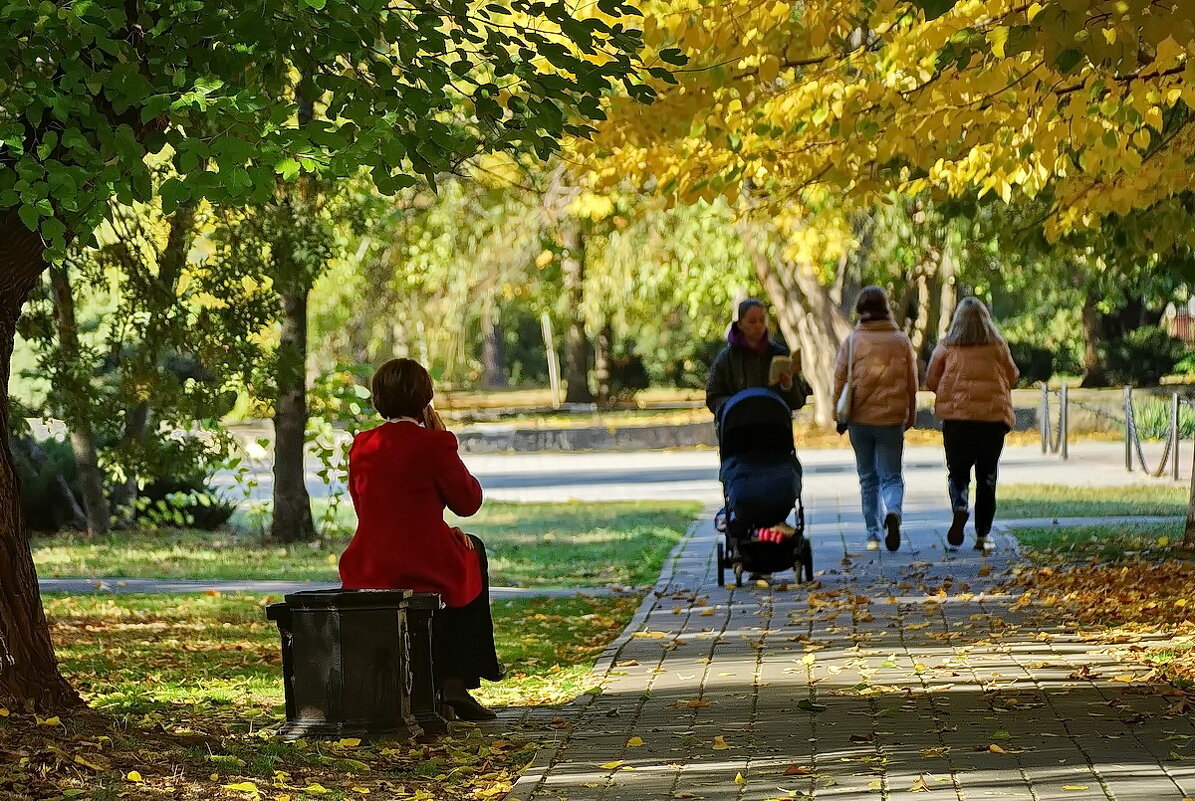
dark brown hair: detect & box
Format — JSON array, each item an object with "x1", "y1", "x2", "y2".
[
  {"x1": 855, "y1": 286, "x2": 891, "y2": 321},
  {"x1": 371, "y1": 358, "x2": 434, "y2": 419}
]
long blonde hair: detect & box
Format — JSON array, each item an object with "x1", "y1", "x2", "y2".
[{"x1": 943, "y1": 297, "x2": 1003, "y2": 347}]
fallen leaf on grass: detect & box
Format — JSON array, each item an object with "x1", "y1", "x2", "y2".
[
  {"x1": 126, "y1": 771, "x2": 144, "y2": 783},
  {"x1": 627, "y1": 736, "x2": 644, "y2": 747},
  {"x1": 734, "y1": 772, "x2": 747, "y2": 785},
  {"x1": 36, "y1": 715, "x2": 61, "y2": 726}
]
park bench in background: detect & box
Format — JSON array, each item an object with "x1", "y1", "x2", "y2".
[{"x1": 266, "y1": 589, "x2": 448, "y2": 740}]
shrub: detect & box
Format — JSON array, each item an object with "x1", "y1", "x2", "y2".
[
  {"x1": 1006, "y1": 340, "x2": 1054, "y2": 387},
  {"x1": 1104, "y1": 326, "x2": 1189, "y2": 387}
]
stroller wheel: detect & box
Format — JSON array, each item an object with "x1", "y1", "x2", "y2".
[
  {"x1": 716, "y1": 542, "x2": 726, "y2": 586},
  {"x1": 734, "y1": 564, "x2": 744, "y2": 588},
  {"x1": 801, "y1": 543, "x2": 814, "y2": 583}
]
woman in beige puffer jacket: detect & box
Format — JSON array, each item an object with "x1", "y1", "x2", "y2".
[
  {"x1": 926, "y1": 297, "x2": 1019, "y2": 551},
  {"x1": 833, "y1": 286, "x2": 918, "y2": 552}
]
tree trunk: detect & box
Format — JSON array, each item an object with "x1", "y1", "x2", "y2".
[
  {"x1": 594, "y1": 320, "x2": 614, "y2": 406},
  {"x1": 0, "y1": 209, "x2": 82, "y2": 710},
  {"x1": 48, "y1": 266, "x2": 110, "y2": 536},
  {"x1": 906, "y1": 270, "x2": 933, "y2": 359},
  {"x1": 938, "y1": 249, "x2": 957, "y2": 341},
  {"x1": 1185, "y1": 431, "x2": 1195, "y2": 548},
  {"x1": 480, "y1": 312, "x2": 507, "y2": 390},
  {"x1": 743, "y1": 231, "x2": 851, "y2": 427},
  {"x1": 1080, "y1": 293, "x2": 1107, "y2": 387},
  {"x1": 271, "y1": 277, "x2": 316, "y2": 544},
  {"x1": 561, "y1": 220, "x2": 593, "y2": 404}
]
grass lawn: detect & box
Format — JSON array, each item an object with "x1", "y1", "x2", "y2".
[
  {"x1": 31, "y1": 501, "x2": 700, "y2": 587},
  {"x1": 998, "y1": 483, "x2": 1188, "y2": 519},
  {"x1": 1009, "y1": 521, "x2": 1188, "y2": 561},
  {"x1": 0, "y1": 592, "x2": 640, "y2": 801}
]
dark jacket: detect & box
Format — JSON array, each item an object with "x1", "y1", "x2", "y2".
[{"x1": 706, "y1": 339, "x2": 808, "y2": 418}]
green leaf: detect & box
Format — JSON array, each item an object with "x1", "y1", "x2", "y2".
[
  {"x1": 1054, "y1": 48, "x2": 1085, "y2": 74},
  {"x1": 657, "y1": 48, "x2": 686, "y2": 66},
  {"x1": 910, "y1": 0, "x2": 957, "y2": 20},
  {"x1": 17, "y1": 203, "x2": 39, "y2": 231}
]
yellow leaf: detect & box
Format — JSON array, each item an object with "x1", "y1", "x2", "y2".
[
  {"x1": 713, "y1": 735, "x2": 731, "y2": 750},
  {"x1": 627, "y1": 736, "x2": 644, "y2": 747},
  {"x1": 802, "y1": 653, "x2": 816, "y2": 665},
  {"x1": 1062, "y1": 786, "x2": 1090, "y2": 791},
  {"x1": 74, "y1": 755, "x2": 104, "y2": 771},
  {"x1": 336, "y1": 738, "x2": 362, "y2": 747},
  {"x1": 600, "y1": 761, "x2": 623, "y2": 770},
  {"x1": 988, "y1": 744, "x2": 1008, "y2": 754},
  {"x1": 910, "y1": 776, "x2": 931, "y2": 792},
  {"x1": 37, "y1": 716, "x2": 61, "y2": 726},
  {"x1": 126, "y1": 771, "x2": 144, "y2": 783},
  {"x1": 210, "y1": 773, "x2": 219, "y2": 781},
  {"x1": 0, "y1": 708, "x2": 8, "y2": 717},
  {"x1": 351, "y1": 788, "x2": 371, "y2": 794},
  {"x1": 734, "y1": 772, "x2": 747, "y2": 785},
  {"x1": 700, "y1": 608, "x2": 715, "y2": 617},
  {"x1": 304, "y1": 784, "x2": 331, "y2": 794},
  {"x1": 223, "y1": 782, "x2": 261, "y2": 794},
  {"x1": 1027, "y1": 2, "x2": 1044, "y2": 21},
  {"x1": 535, "y1": 250, "x2": 554, "y2": 268},
  {"x1": 1158, "y1": 536, "x2": 1170, "y2": 546}
]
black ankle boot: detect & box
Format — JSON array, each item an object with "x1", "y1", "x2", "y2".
[{"x1": 442, "y1": 689, "x2": 497, "y2": 721}]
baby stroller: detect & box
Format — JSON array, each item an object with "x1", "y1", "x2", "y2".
[{"x1": 714, "y1": 388, "x2": 813, "y2": 586}]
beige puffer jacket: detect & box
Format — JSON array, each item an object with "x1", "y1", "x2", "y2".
[
  {"x1": 832, "y1": 320, "x2": 918, "y2": 428},
  {"x1": 926, "y1": 340, "x2": 1019, "y2": 428}
]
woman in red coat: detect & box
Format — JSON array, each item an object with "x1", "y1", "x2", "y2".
[{"x1": 340, "y1": 358, "x2": 502, "y2": 720}]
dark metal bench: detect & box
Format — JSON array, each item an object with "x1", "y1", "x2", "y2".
[{"x1": 266, "y1": 589, "x2": 448, "y2": 740}]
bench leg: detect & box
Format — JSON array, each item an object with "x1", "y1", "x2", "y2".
[{"x1": 405, "y1": 607, "x2": 449, "y2": 735}]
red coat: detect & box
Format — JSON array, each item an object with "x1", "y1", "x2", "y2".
[{"x1": 339, "y1": 422, "x2": 484, "y2": 608}]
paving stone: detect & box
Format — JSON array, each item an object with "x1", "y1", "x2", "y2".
[{"x1": 506, "y1": 488, "x2": 1192, "y2": 801}]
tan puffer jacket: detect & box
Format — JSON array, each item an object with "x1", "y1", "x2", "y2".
[
  {"x1": 832, "y1": 320, "x2": 918, "y2": 428},
  {"x1": 926, "y1": 340, "x2": 1019, "y2": 428}
]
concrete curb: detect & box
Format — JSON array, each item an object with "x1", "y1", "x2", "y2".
[{"x1": 37, "y1": 578, "x2": 644, "y2": 599}]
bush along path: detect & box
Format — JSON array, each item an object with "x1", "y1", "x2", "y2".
[{"x1": 507, "y1": 499, "x2": 1195, "y2": 800}]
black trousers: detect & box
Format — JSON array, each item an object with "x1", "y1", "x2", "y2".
[
  {"x1": 942, "y1": 420, "x2": 1008, "y2": 537},
  {"x1": 433, "y1": 534, "x2": 502, "y2": 690}
]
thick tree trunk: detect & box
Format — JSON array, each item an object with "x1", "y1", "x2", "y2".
[
  {"x1": 594, "y1": 320, "x2": 614, "y2": 406},
  {"x1": 48, "y1": 266, "x2": 110, "y2": 536},
  {"x1": 744, "y1": 232, "x2": 851, "y2": 427},
  {"x1": 480, "y1": 312, "x2": 507, "y2": 390},
  {"x1": 0, "y1": 209, "x2": 82, "y2": 710},
  {"x1": 561, "y1": 221, "x2": 593, "y2": 404},
  {"x1": 938, "y1": 250, "x2": 957, "y2": 340},
  {"x1": 271, "y1": 279, "x2": 316, "y2": 543},
  {"x1": 1080, "y1": 293, "x2": 1107, "y2": 387}
]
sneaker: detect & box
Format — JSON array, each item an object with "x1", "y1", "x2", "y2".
[
  {"x1": 884, "y1": 512, "x2": 901, "y2": 552},
  {"x1": 974, "y1": 535, "x2": 991, "y2": 552},
  {"x1": 866, "y1": 538, "x2": 880, "y2": 551},
  {"x1": 947, "y1": 508, "x2": 968, "y2": 548}
]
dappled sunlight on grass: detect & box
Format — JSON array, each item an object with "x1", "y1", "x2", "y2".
[
  {"x1": 32, "y1": 501, "x2": 699, "y2": 587},
  {"x1": 0, "y1": 592, "x2": 641, "y2": 801}
]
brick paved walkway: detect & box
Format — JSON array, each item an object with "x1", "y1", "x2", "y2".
[{"x1": 506, "y1": 497, "x2": 1195, "y2": 801}]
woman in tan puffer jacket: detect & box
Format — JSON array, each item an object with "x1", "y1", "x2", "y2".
[
  {"x1": 926, "y1": 297, "x2": 1019, "y2": 551},
  {"x1": 833, "y1": 286, "x2": 918, "y2": 552}
]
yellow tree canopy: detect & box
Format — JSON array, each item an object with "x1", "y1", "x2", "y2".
[{"x1": 581, "y1": 0, "x2": 1195, "y2": 245}]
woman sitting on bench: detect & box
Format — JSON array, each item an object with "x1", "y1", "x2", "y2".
[{"x1": 339, "y1": 358, "x2": 503, "y2": 721}]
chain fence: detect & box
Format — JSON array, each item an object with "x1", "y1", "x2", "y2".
[{"x1": 1040, "y1": 383, "x2": 1195, "y2": 480}]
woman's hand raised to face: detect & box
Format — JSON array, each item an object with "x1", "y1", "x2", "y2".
[{"x1": 423, "y1": 407, "x2": 447, "y2": 431}]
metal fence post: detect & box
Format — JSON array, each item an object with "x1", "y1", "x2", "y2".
[
  {"x1": 1040, "y1": 383, "x2": 1048, "y2": 454},
  {"x1": 1060, "y1": 383, "x2": 1069, "y2": 460},
  {"x1": 1173, "y1": 393, "x2": 1181, "y2": 481},
  {"x1": 1124, "y1": 386, "x2": 1133, "y2": 472}
]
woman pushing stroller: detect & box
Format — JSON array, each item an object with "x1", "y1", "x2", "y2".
[{"x1": 707, "y1": 299, "x2": 812, "y2": 583}]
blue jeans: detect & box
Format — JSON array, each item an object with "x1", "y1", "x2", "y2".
[{"x1": 848, "y1": 424, "x2": 905, "y2": 537}]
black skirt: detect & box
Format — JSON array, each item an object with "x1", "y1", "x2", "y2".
[{"x1": 432, "y1": 534, "x2": 503, "y2": 689}]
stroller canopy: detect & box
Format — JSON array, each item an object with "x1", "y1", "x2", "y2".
[{"x1": 717, "y1": 387, "x2": 795, "y2": 460}]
